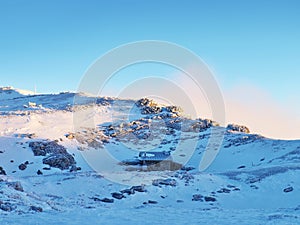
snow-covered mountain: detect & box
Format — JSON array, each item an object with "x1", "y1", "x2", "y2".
[{"x1": 0, "y1": 87, "x2": 299, "y2": 224}]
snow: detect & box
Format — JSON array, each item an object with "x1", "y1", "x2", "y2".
[{"x1": 0, "y1": 88, "x2": 300, "y2": 224}]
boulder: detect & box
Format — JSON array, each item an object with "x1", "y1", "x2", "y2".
[
  {"x1": 43, "y1": 154, "x2": 75, "y2": 170},
  {"x1": 111, "y1": 192, "x2": 125, "y2": 200},
  {"x1": 204, "y1": 196, "x2": 217, "y2": 202},
  {"x1": 192, "y1": 194, "x2": 203, "y2": 201},
  {"x1": 30, "y1": 206, "x2": 43, "y2": 212},
  {"x1": 0, "y1": 166, "x2": 6, "y2": 175},
  {"x1": 100, "y1": 198, "x2": 114, "y2": 203},
  {"x1": 18, "y1": 163, "x2": 27, "y2": 171},
  {"x1": 130, "y1": 185, "x2": 146, "y2": 192},
  {"x1": 283, "y1": 186, "x2": 293, "y2": 193},
  {"x1": 152, "y1": 178, "x2": 177, "y2": 187}
]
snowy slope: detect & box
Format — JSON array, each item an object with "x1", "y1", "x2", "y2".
[{"x1": 0, "y1": 87, "x2": 299, "y2": 224}]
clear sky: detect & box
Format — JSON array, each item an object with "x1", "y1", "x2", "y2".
[{"x1": 0, "y1": 0, "x2": 299, "y2": 139}]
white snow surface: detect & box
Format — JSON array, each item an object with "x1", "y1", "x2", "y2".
[{"x1": 0, "y1": 87, "x2": 299, "y2": 224}]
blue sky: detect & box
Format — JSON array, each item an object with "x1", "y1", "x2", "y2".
[{"x1": 0, "y1": 0, "x2": 299, "y2": 138}]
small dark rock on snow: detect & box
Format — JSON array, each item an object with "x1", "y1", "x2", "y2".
[
  {"x1": 100, "y1": 198, "x2": 114, "y2": 203},
  {"x1": 204, "y1": 196, "x2": 217, "y2": 202},
  {"x1": 192, "y1": 194, "x2": 203, "y2": 201},
  {"x1": 217, "y1": 188, "x2": 231, "y2": 194},
  {"x1": 0, "y1": 166, "x2": 6, "y2": 175},
  {"x1": 111, "y1": 192, "x2": 125, "y2": 200},
  {"x1": 30, "y1": 206, "x2": 43, "y2": 212},
  {"x1": 283, "y1": 186, "x2": 293, "y2": 193},
  {"x1": 18, "y1": 163, "x2": 27, "y2": 171},
  {"x1": 148, "y1": 200, "x2": 158, "y2": 204}
]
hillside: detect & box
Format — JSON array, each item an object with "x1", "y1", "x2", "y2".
[{"x1": 0, "y1": 87, "x2": 299, "y2": 224}]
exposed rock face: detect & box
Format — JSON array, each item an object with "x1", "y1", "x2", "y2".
[
  {"x1": 135, "y1": 98, "x2": 162, "y2": 114},
  {"x1": 29, "y1": 141, "x2": 76, "y2": 170},
  {"x1": 227, "y1": 124, "x2": 250, "y2": 134},
  {"x1": 135, "y1": 98, "x2": 182, "y2": 117}
]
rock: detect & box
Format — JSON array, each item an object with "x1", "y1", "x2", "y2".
[
  {"x1": 100, "y1": 198, "x2": 114, "y2": 203},
  {"x1": 0, "y1": 166, "x2": 6, "y2": 175},
  {"x1": 237, "y1": 165, "x2": 246, "y2": 169},
  {"x1": 111, "y1": 192, "x2": 125, "y2": 200},
  {"x1": 8, "y1": 181, "x2": 24, "y2": 192},
  {"x1": 152, "y1": 178, "x2": 177, "y2": 187},
  {"x1": 135, "y1": 98, "x2": 162, "y2": 114},
  {"x1": 65, "y1": 133, "x2": 75, "y2": 139},
  {"x1": 29, "y1": 141, "x2": 70, "y2": 156},
  {"x1": 18, "y1": 163, "x2": 27, "y2": 171},
  {"x1": 217, "y1": 188, "x2": 231, "y2": 194},
  {"x1": 30, "y1": 206, "x2": 43, "y2": 212},
  {"x1": 29, "y1": 142, "x2": 47, "y2": 156},
  {"x1": 181, "y1": 166, "x2": 195, "y2": 171},
  {"x1": 131, "y1": 185, "x2": 146, "y2": 192},
  {"x1": 37, "y1": 170, "x2": 43, "y2": 175},
  {"x1": 0, "y1": 202, "x2": 15, "y2": 212},
  {"x1": 227, "y1": 124, "x2": 250, "y2": 134},
  {"x1": 43, "y1": 154, "x2": 75, "y2": 170},
  {"x1": 204, "y1": 196, "x2": 217, "y2": 202},
  {"x1": 283, "y1": 186, "x2": 293, "y2": 193},
  {"x1": 192, "y1": 194, "x2": 203, "y2": 201},
  {"x1": 148, "y1": 200, "x2": 158, "y2": 204},
  {"x1": 121, "y1": 188, "x2": 135, "y2": 195}
]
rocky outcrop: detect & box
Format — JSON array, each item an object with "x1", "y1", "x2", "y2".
[
  {"x1": 43, "y1": 154, "x2": 76, "y2": 170},
  {"x1": 227, "y1": 124, "x2": 250, "y2": 134},
  {"x1": 29, "y1": 141, "x2": 76, "y2": 170},
  {"x1": 135, "y1": 98, "x2": 182, "y2": 117}
]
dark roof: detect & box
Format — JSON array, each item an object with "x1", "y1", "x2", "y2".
[{"x1": 138, "y1": 151, "x2": 172, "y2": 162}]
